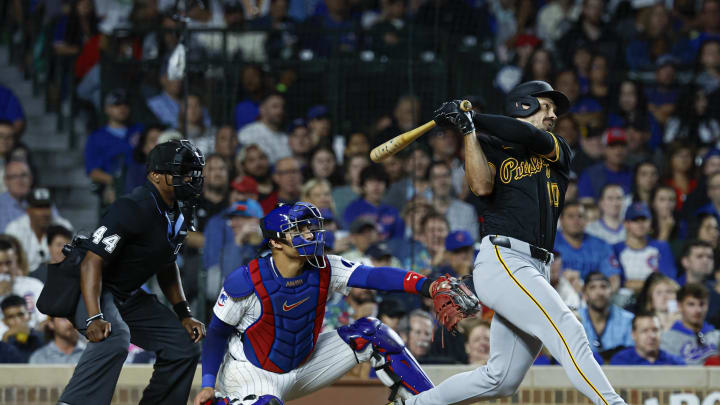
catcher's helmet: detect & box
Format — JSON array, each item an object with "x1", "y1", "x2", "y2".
[
  {"x1": 147, "y1": 139, "x2": 205, "y2": 202},
  {"x1": 504, "y1": 80, "x2": 570, "y2": 118},
  {"x1": 261, "y1": 202, "x2": 326, "y2": 267}
]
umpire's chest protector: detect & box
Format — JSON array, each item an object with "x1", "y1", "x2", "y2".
[{"x1": 242, "y1": 257, "x2": 330, "y2": 373}]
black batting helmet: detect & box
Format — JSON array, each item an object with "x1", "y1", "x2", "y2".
[{"x1": 504, "y1": 80, "x2": 570, "y2": 118}]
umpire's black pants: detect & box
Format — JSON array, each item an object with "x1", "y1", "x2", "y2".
[{"x1": 59, "y1": 289, "x2": 200, "y2": 405}]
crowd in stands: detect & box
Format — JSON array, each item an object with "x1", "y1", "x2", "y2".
[{"x1": 1, "y1": 0, "x2": 720, "y2": 371}]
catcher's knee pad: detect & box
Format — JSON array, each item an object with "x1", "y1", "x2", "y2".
[{"x1": 337, "y1": 317, "x2": 434, "y2": 401}]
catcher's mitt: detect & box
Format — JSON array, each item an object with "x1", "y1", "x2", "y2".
[{"x1": 431, "y1": 274, "x2": 481, "y2": 334}]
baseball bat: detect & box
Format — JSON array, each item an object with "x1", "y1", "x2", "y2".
[{"x1": 370, "y1": 100, "x2": 472, "y2": 162}]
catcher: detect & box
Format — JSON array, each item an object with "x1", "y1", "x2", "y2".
[{"x1": 194, "y1": 201, "x2": 479, "y2": 405}]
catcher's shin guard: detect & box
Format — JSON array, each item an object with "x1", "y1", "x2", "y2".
[
  {"x1": 337, "y1": 317, "x2": 434, "y2": 401},
  {"x1": 207, "y1": 394, "x2": 283, "y2": 405}
]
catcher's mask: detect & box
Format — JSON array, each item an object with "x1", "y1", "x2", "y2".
[
  {"x1": 261, "y1": 202, "x2": 326, "y2": 268},
  {"x1": 504, "y1": 80, "x2": 569, "y2": 118},
  {"x1": 147, "y1": 139, "x2": 205, "y2": 202}
]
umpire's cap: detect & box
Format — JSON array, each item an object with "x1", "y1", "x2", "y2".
[{"x1": 505, "y1": 80, "x2": 570, "y2": 118}]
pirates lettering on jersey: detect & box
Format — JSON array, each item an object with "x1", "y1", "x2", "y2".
[
  {"x1": 498, "y1": 155, "x2": 550, "y2": 184},
  {"x1": 242, "y1": 256, "x2": 330, "y2": 374}
]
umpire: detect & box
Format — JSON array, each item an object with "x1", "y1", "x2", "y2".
[{"x1": 58, "y1": 140, "x2": 207, "y2": 405}]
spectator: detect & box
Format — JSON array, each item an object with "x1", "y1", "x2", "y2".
[
  {"x1": 428, "y1": 128, "x2": 465, "y2": 198},
  {"x1": 0, "y1": 238, "x2": 44, "y2": 338},
  {"x1": 0, "y1": 84, "x2": 25, "y2": 136},
  {"x1": 343, "y1": 132, "x2": 370, "y2": 162},
  {"x1": 237, "y1": 93, "x2": 291, "y2": 163},
  {"x1": 683, "y1": 148, "x2": 720, "y2": 221},
  {"x1": 398, "y1": 309, "x2": 435, "y2": 361},
  {"x1": 709, "y1": 266, "x2": 720, "y2": 329},
  {"x1": 694, "y1": 39, "x2": 720, "y2": 95},
  {"x1": 213, "y1": 125, "x2": 239, "y2": 174},
  {"x1": 306, "y1": 105, "x2": 332, "y2": 148},
  {"x1": 579, "y1": 272, "x2": 634, "y2": 356},
  {"x1": 631, "y1": 160, "x2": 660, "y2": 207},
  {"x1": 415, "y1": 0, "x2": 490, "y2": 38},
  {"x1": 0, "y1": 234, "x2": 29, "y2": 277},
  {"x1": 522, "y1": 48, "x2": 556, "y2": 85},
  {"x1": 577, "y1": 128, "x2": 632, "y2": 201},
  {"x1": 343, "y1": 165, "x2": 404, "y2": 241},
  {"x1": 233, "y1": 64, "x2": 265, "y2": 130},
  {"x1": 607, "y1": 80, "x2": 661, "y2": 150},
  {"x1": 570, "y1": 125, "x2": 604, "y2": 175},
  {"x1": 464, "y1": 319, "x2": 491, "y2": 366},
  {"x1": 344, "y1": 218, "x2": 380, "y2": 262},
  {"x1": 662, "y1": 141, "x2": 697, "y2": 210},
  {"x1": 418, "y1": 212, "x2": 450, "y2": 269},
  {"x1": 383, "y1": 146, "x2": 432, "y2": 210},
  {"x1": 332, "y1": 154, "x2": 369, "y2": 221},
  {"x1": 28, "y1": 225, "x2": 72, "y2": 283},
  {"x1": 189, "y1": 154, "x2": 230, "y2": 246},
  {"x1": 382, "y1": 154, "x2": 405, "y2": 185},
  {"x1": 664, "y1": 87, "x2": 720, "y2": 149},
  {"x1": 323, "y1": 286, "x2": 378, "y2": 333},
  {"x1": 625, "y1": 4, "x2": 677, "y2": 71},
  {"x1": 584, "y1": 53, "x2": 611, "y2": 109},
  {"x1": 0, "y1": 161, "x2": 66, "y2": 235},
  {"x1": 585, "y1": 183, "x2": 626, "y2": 245},
  {"x1": 287, "y1": 118, "x2": 313, "y2": 167},
  {"x1": 646, "y1": 54, "x2": 681, "y2": 126},
  {"x1": 624, "y1": 120, "x2": 655, "y2": 169},
  {"x1": 549, "y1": 250, "x2": 582, "y2": 310},
  {"x1": 557, "y1": 0, "x2": 620, "y2": 68},
  {"x1": 301, "y1": 179, "x2": 343, "y2": 249},
  {"x1": 146, "y1": 70, "x2": 183, "y2": 128},
  {"x1": 5, "y1": 188, "x2": 73, "y2": 272},
  {"x1": 660, "y1": 283, "x2": 720, "y2": 365},
  {"x1": 610, "y1": 312, "x2": 685, "y2": 365},
  {"x1": 366, "y1": 0, "x2": 410, "y2": 57},
  {"x1": 377, "y1": 296, "x2": 407, "y2": 335},
  {"x1": 52, "y1": 0, "x2": 99, "y2": 57},
  {"x1": 536, "y1": 0, "x2": 576, "y2": 48},
  {"x1": 429, "y1": 161, "x2": 478, "y2": 241},
  {"x1": 29, "y1": 317, "x2": 85, "y2": 364},
  {"x1": 0, "y1": 120, "x2": 17, "y2": 194},
  {"x1": 554, "y1": 201, "x2": 621, "y2": 290},
  {"x1": 687, "y1": 0, "x2": 720, "y2": 56},
  {"x1": 307, "y1": 146, "x2": 342, "y2": 186},
  {"x1": 202, "y1": 180, "x2": 262, "y2": 271},
  {"x1": 299, "y1": 0, "x2": 360, "y2": 56},
  {"x1": 678, "y1": 240, "x2": 715, "y2": 286},
  {"x1": 554, "y1": 114, "x2": 580, "y2": 151},
  {"x1": 696, "y1": 172, "x2": 720, "y2": 222},
  {"x1": 650, "y1": 185, "x2": 682, "y2": 244},
  {"x1": 259, "y1": 156, "x2": 303, "y2": 213},
  {"x1": 236, "y1": 144, "x2": 274, "y2": 198},
  {"x1": 179, "y1": 94, "x2": 215, "y2": 155},
  {"x1": 613, "y1": 202, "x2": 678, "y2": 292},
  {"x1": 0, "y1": 339, "x2": 22, "y2": 363},
  {"x1": 215, "y1": 200, "x2": 263, "y2": 282},
  {"x1": 432, "y1": 230, "x2": 474, "y2": 279},
  {"x1": 123, "y1": 124, "x2": 164, "y2": 194},
  {"x1": 636, "y1": 273, "x2": 681, "y2": 332},
  {"x1": 1, "y1": 295, "x2": 44, "y2": 362},
  {"x1": 374, "y1": 95, "x2": 421, "y2": 148},
  {"x1": 386, "y1": 201, "x2": 433, "y2": 273},
  {"x1": 688, "y1": 213, "x2": 720, "y2": 252},
  {"x1": 85, "y1": 89, "x2": 143, "y2": 207}
]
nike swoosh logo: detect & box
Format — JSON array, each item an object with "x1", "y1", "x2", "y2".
[{"x1": 283, "y1": 297, "x2": 310, "y2": 311}]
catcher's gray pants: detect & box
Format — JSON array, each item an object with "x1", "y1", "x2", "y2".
[{"x1": 407, "y1": 236, "x2": 626, "y2": 405}]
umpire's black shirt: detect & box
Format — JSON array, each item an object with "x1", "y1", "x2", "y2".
[
  {"x1": 80, "y1": 181, "x2": 186, "y2": 299},
  {"x1": 477, "y1": 130, "x2": 572, "y2": 251}
]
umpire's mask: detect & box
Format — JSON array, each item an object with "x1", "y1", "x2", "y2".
[{"x1": 147, "y1": 139, "x2": 205, "y2": 202}]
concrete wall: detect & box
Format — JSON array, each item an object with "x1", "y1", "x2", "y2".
[{"x1": 1, "y1": 365, "x2": 719, "y2": 404}]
